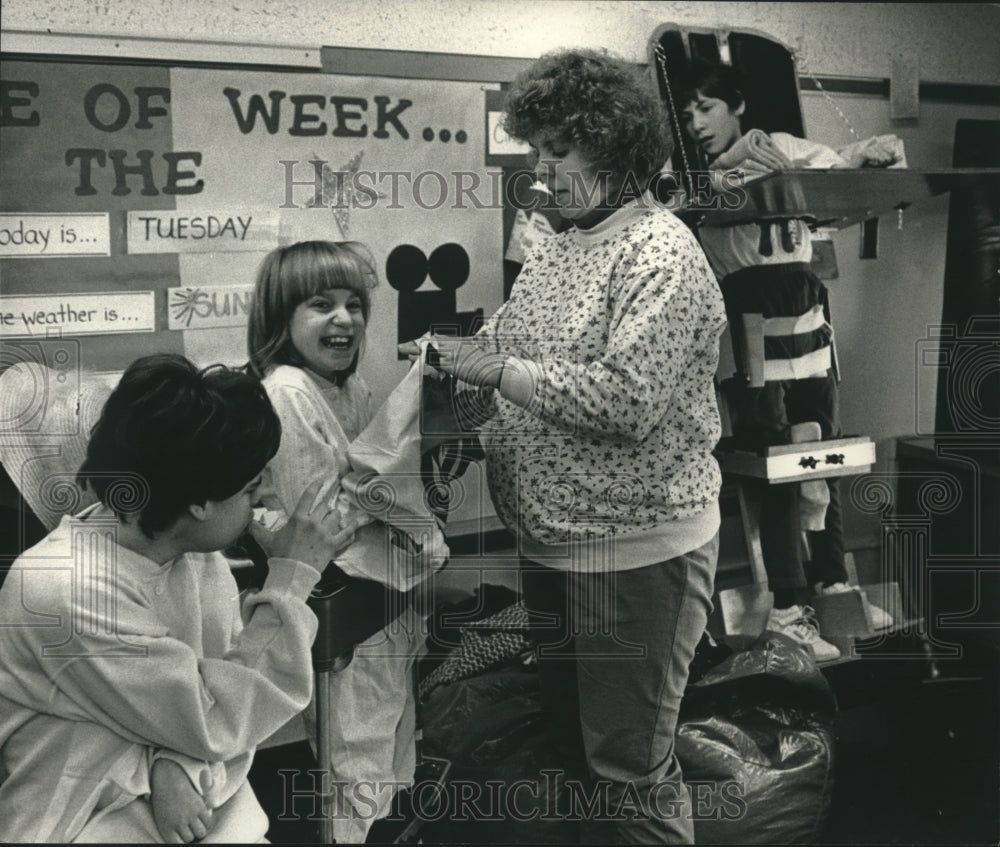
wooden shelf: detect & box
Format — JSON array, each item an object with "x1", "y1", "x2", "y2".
[{"x1": 681, "y1": 168, "x2": 1000, "y2": 230}]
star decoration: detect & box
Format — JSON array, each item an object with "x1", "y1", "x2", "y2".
[{"x1": 310, "y1": 150, "x2": 387, "y2": 236}]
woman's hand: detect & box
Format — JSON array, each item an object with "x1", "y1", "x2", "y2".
[
  {"x1": 150, "y1": 758, "x2": 213, "y2": 843},
  {"x1": 398, "y1": 336, "x2": 507, "y2": 389}
]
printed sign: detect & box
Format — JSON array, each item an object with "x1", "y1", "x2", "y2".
[
  {"x1": 127, "y1": 209, "x2": 279, "y2": 254},
  {"x1": 0, "y1": 292, "x2": 156, "y2": 337},
  {"x1": 1, "y1": 59, "x2": 502, "y2": 401},
  {"x1": 167, "y1": 284, "x2": 254, "y2": 329},
  {"x1": 486, "y1": 111, "x2": 529, "y2": 158},
  {"x1": 484, "y1": 88, "x2": 530, "y2": 166},
  {"x1": 0, "y1": 213, "x2": 110, "y2": 258}
]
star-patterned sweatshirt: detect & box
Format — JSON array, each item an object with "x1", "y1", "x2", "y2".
[{"x1": 476, "y1": 197, "x2": 727, "y2": 571}]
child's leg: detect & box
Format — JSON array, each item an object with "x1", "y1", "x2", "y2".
[
  {"x1": 72, "y1": 797, "x2": 162, "y2": 843},
  {"x1": 721, "y1": 264, "x2": 836, "y2": 606},
  {"x1": 723, "y1": 378, "x2": 809, "y2": 607},
  {"x1": 785, "y1": 374, "x2": 849, "y2": 587},
  {"x1": 807, "y1": 475, "x2": 848, "y2": 585},
  {"x1": 758, "y1": 477, "x2": 810, "y2": 606},
  {"x1": 305, "y1": 605, "x2": 421, "y2": 844}
]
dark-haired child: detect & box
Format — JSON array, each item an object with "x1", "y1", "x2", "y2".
[
  {"x1": 678, "y1": 61, "x2": 892, "y2": 661},
  {"x1": 0, "y1": 354, "x2": 353, "y2": 843}
]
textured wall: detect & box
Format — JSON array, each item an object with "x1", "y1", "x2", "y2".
[
  {"x1": 3, "y1": 0, "x2": 999, "y2": 537},
  {"x1": 3, "y1": 1, "x2": 999, "y2": 84}
]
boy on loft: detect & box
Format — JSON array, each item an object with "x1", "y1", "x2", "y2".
[{"x1": 678, "y1": 60, "x2": 894, "y2": 662}]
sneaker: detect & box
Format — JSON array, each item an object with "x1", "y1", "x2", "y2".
[
  {"x1": 767, "y1": 604, "x2": 841, "y2": 662},
  {"x1": 816, "y1": 581, "x2": 894, "y2": 630}
]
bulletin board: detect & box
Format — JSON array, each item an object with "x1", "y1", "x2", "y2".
[{"x1": 0, "y1": 52, "x2": 508, "y2": 408}]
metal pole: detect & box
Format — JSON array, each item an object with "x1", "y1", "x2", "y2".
[{"x1": 315, "y1": 667, "x2": 336, "y2": 844}]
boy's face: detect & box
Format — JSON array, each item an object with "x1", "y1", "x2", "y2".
[
  {"x1": 681, "y1": 94, "x2": 744, "y2": 161},
  {"x1": 527, "y1": 133, "x2": 609, "y2": 222},
  {"x1": 191, "y1": 474, "x2": 262, "y2": 552}
]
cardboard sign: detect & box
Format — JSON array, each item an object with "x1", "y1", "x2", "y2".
[
  {"x1": 167, "y1": 284, "x2": 254, "y2": 329},
  {"x1": 127, "y1": 209, "x2": 279, "y2": 254},
  {"x1": 0, "y1": 213, "x2": 110, "y2": 258},
  {"x1": 1, "y1": 292, "x2": 156, "y2": 337}
]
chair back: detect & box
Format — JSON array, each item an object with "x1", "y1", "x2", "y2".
[{"x1": 0, "y1": 362, "x2": 115, "y2": 530}]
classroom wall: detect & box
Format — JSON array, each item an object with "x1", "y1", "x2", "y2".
[
  {"x1": 4, "y1": 1, "x2": 1000, "y2": 85},
  {"x1": 4, "y1": 1, "x2": 999, "y2": 544},
  {"x1": 4, "y1": 0, "x2": 998, "y2": 443}
]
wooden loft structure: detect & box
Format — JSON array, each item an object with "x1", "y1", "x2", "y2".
[
  {"x1": 649, "y1": 23, "x2": 1000, "y2": 231},
  {"x1": 683, "y1": 167, "x2": 1000, "y2": 230},
  {"x1": 650, "y1": 24, "x2": 1000, "y2": 662}
]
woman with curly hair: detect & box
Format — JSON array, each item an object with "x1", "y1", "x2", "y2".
[{"x1": 402, "y1": 48, "x2": 725, "y2": 843}]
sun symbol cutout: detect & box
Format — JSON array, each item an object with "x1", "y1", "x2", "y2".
[
  {"x1": 170, "y1": 287, "x2": 210, "y2": 328},
  {"x1": 310, "y1": 150, "x2": 387, "y2": 236}
]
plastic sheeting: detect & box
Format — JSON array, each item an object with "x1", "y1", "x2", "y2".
[
  {"x1": 420, "y1": 628, "x2": 836, "y2": 844},
  {"x1": 676, "y1": 632, "x2": 838, "y2": 844}
]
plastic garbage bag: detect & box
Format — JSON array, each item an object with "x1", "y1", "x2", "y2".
[
  {"x1": 420, "y1": 627, "x2": 837, "y2": 844},
  {"x1": 676, "y1": 631, "x2": 838, "y2": 844}
]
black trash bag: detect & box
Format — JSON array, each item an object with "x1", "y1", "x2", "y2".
[
  {"x1": 420, "y1": 666, "x2": 580, "y2": 844},
  {"x1": 418, "y1": 631, "x2": 739, "y2": 843},
  {"x1": 422, "y1": 665, "x2": 541, "y2": 763},
  {"x1": 420, "y1": 627, "x2": 835, "y2": 844},
  {"x1": 675, "y1": 631, "x2": 838, "y2": 845}
]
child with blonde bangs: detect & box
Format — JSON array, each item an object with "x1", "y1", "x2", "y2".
[{"x1": 248, "y1": 240, "x2": 420, "y2": 844}]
